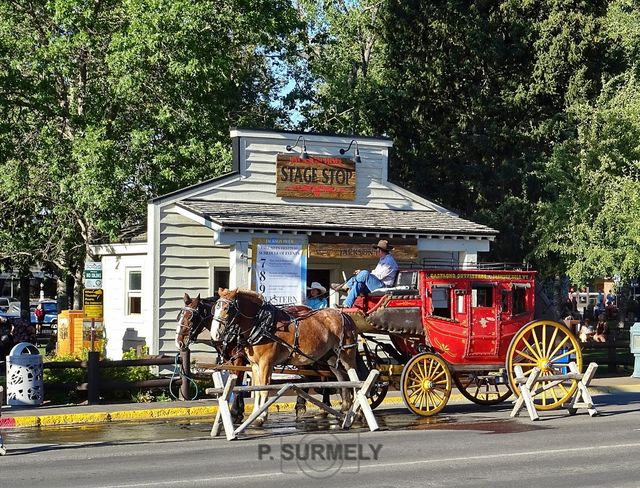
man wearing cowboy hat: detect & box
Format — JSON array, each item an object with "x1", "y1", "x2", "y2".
[
  {"x1": 337, "y1": 239, "x2": 398, "y2": 307},
  {"x1": 304, "y1": 281, "x2": 328, "y2": 310}
]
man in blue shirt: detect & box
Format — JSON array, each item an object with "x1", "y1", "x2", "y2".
[
  {"x1": 336, "y1": 240, "x2": 398, "y2": 307},
  {"x1": 304, "y1": 282, "x2": 328, "y2": 309}
]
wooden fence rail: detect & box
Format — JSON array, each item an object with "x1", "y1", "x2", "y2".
[
  {"x1": 2, "y1": 350, "x2": 194, "y2": 405},
  {"x1": 582, "y1": 339, "x2": 632, "y2": 374}
]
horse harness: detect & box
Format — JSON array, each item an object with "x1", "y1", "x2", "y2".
[{"x1": 216, "y1": 298, "x2": 355, "y2": 365}]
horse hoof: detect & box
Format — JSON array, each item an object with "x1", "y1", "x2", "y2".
[{"x1": 295, "y1": 408, "x2": 306, "y2": 420}]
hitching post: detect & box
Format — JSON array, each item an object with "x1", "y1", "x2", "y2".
[{"x1": 179, "y1": 348, "x2": 191, "y2": 400}]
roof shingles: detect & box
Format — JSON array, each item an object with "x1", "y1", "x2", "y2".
[{"x1": 178, "y1": 200, "x2": 497, "y2": 237}]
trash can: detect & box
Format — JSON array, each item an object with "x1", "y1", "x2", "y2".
[{"x1": 6, "y1": 342, "x2": 43, "y2": 406}]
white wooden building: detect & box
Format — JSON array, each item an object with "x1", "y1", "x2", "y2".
[{"x1": 94, "y1": 128, "x2": 497, "y2": 359}]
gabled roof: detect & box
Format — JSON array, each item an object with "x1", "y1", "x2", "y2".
[{"x1": 177, "y1": 199, "x2": 497, "y2": 238}]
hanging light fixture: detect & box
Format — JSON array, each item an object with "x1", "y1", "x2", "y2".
[
  {"x1": 285, "y1": 136, "x2": 309, "y2": 160},
  {"x1": 339, "y1": 139, "x2": 361, "y2": 163}
]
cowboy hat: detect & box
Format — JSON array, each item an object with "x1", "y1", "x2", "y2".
[
  {"x1": 372, "y1": 239, "x2": 394, "y2": 251},
  {"x1": 307, "y1": 281, "x2": 327, "y2": 294}
]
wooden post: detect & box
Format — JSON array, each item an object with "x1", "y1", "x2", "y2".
[
  {"x1": 87, "y1": 351, "x2": 100, "y2": 404},
  {"x1": 607, "y1": 342, "x2": 617, "y2": 374},
  {"x1": 179, "y1": 348, "x2": 191, "y2": 401}
]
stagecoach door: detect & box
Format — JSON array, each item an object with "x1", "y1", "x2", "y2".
[{"x1": 467, "y1": 283, "x2": 499, "y2": 357}]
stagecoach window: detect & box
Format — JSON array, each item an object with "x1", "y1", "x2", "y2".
[
  {"x1": 471, "y1": 285, "x2": 493, "y2": 308},
  {"x1": 431, "y1": 287, "x2": 451, "y2": 318},
  {"x1": 501, "y1": 290, "x2": 509, "y2": 313},
  {"x1": 513, "y1": 287, "x2": 526, "y2": 315},
  {"x1": 127, "y1": 269, "x2": 142, "y2": 315}
]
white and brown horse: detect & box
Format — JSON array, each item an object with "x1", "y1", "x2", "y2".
[{"x1": 211, "y1": 288, "x2": 358, "y2": 426}]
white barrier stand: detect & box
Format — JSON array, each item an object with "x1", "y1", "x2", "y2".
[
  {"x1": 511, "y1": 362, "x2": 599, "y2": 421},
  {"x1": 208, "y1": 368, "x2": 380, "y2": 440}
]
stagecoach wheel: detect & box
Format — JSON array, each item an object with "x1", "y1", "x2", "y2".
[
  {"x1": 355, "y1": 353, "x2": 389, "y2": 409},
  {"x1": 400, "y1": 353, "x2": 452, "y2": 416},
  {"x1": 453, "y1": 371, "x2": 512, "y2": 406},
  {"x1": 506, "y1": 319, "x2": 583, "y2": 411}
]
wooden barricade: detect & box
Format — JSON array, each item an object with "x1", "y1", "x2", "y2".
[
  {"x1": 205, "y1": 368, "x2": 380, "y2": 441},
  {"x1": 511, "y1": 362, "x2": 598, "y2": 421}
]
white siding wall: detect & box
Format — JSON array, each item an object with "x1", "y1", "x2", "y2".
[
  {"x1": 188, "y1": 135, "x2": 429, "y2": 211},
  {"x1": 101, "y1": 248, "x2": 150, "y2": 360},
  {"x1": 157, "y1": 207, "x2": 229, "y2": 356}
]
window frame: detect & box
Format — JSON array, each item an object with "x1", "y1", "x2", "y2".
[{"x1": 126, "y1": 268, "x2": 142, "y2": 316}]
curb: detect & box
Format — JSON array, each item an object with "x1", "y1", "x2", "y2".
[{"x1": 0, "y1": 386, "x2": 637, "y2": 429}]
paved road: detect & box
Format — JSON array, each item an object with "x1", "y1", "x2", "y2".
[{"x1": 2, "y1": 393, "x2": 640, "y2": 488}]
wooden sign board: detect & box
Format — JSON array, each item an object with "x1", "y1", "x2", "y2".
[
  {"x1": 309, "y1": 243, "x2": 417, "y2": 261},
  {"x1": 276, "y1": 154, "x2": 356, "y2": 200}
]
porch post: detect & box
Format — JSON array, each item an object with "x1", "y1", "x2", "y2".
[{"x1": 229, "y1": 240, "x2": 250, "y2": 289}]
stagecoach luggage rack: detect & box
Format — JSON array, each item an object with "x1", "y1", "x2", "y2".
[{"x1": 417, "y1": 259, "x2": 532, "y2": 271}]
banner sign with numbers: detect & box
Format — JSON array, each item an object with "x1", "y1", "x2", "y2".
[{"x1": 252, "y1": 238, "x2": 307, "y2": 306}]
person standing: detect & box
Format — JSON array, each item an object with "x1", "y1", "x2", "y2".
[
  {"x1": 34, "y1": 302, "x2": 45, "y2": 335},
  {"x1": 335, "y1": 240, "x2": 398, "y2": 307},
  {"x1": 304, "y1": 282, "x2": 328, "y2": 310}
]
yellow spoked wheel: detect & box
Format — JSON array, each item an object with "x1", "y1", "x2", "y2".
[
  {"x1": 400, "y1": 353, "x2": 452, "y2": 416},
  {"x1": 506, "y1": 320, "x2": 583, "y2": 410},
  {"x1": 453, "y1": 371, "x2": 512, "y2": 406}
]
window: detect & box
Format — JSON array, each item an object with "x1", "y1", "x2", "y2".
[
  {"x1": 431, "y1": 286, "x2": 452, "y2": 319},
  {"x1": 210, "y1": 267, "x2": 230, "y2": 296},
  {"x1": 501, "y1": 290, "x2": 509, "y2": 313},
  {"x1": 472, "y1": 285, "x2": 493, "y2": 307},
  {"x1": 127, "y1": 269, "x2": 142, "y2": 315},
  {"x1": 513, "y1": 287, "x2": 526, "y2": 315}
]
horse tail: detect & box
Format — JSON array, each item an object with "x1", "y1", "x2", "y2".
[{"x1": 334, "y1": 311, "x2": 358, "y2": 370}]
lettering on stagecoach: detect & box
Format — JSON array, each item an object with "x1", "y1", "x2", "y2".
[
  {"x1": 426, "y1": 272, "x2": 531, "y2": 280},
  {"x1": 276, "y1": 154, "x2": 356, "y2": 200}
]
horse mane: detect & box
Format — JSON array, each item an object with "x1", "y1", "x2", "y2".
[
  {"x1": 237, "y1": 289, "x2": 265, "y2": 305},
  {"x1": 219, "y1": 288, "x2": 264, "y2": 306}
]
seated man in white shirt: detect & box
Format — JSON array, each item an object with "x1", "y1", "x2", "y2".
[{"x1": 337, "y1": 240, "x2": 398, "y2": 307}]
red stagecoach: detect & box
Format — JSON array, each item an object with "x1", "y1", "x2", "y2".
[{"x1": 344, "y1": 267, "x2": 583, "y2": 416}]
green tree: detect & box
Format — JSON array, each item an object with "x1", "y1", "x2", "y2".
[
  {"x1": 375, "y1": 1, "x2": 615, "y2": 264},
  {"x1": 0, "y1": 0, "x2": 298, "y2": 304},
  {"x1": 286, "y1": 0, "x2": 389, "y2": 134},
  {"x1": 535, "y1": 70, "x2": 640, "y2": 284}
]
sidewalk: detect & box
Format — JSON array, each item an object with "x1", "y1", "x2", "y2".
[{"x1": 1, "y1": 374, "x2": 639, "y2": 429}]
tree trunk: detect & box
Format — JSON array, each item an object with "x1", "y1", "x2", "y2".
[
  {"x1": 74, "y1": 268, "x2": 84, "y2": 309},
  {"x1": 19, "y1": 270, "x2": 31, "y2": 321}
]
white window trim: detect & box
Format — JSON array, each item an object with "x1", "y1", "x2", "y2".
[{"x1": 126, "y1": 267, "x2": 142, "y2": 316}]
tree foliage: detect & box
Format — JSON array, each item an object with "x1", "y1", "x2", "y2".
[{"x1": 0, "y1": 0, "x2": 298, "y2": 301}]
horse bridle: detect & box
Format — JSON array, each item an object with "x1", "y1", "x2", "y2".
[
  {"x1": 214, "y1": 297, "x2": 257, "y2": 345},
  {"x1": 178, "y1": 300, "x2": 214, "y2": 348}
]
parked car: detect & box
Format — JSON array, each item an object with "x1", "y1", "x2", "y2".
[
  {"x1": 0, "y1": 297, "x2": 20, "y2": 317},
  {"x1": 30, "y1": 300, "x2": 59, "y2": 337}
]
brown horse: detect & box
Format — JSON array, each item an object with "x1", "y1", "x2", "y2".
[
  {"x1": 211, "y1": 288, "x2": 358, "y2": 426},
  {"x1": 176, "y1": 293, "x2": 247, "y2": 423}
]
